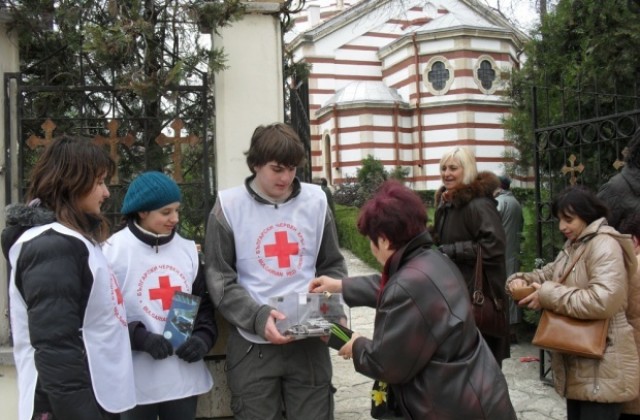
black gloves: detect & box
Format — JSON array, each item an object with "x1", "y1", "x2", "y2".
[
  {"x1": 175, "y1": 335, "x2": 209, "y2": 363},
  {"x1": 438, "y1": 244, "x2": 456, "y2": 259},
  {"x1": 142, "y1": 333, "x2": 173, "y2": 360},
  {"x1": 130, "y1": 321, "x2": 209, "y2": 362}
]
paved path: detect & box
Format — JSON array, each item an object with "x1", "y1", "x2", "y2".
[{"x1": 332, "y1": 249, "x2": 566, "y2": 420}]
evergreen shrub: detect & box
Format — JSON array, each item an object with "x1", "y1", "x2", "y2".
[{"x1": 335, "y1": 204, "x2": 381, "y2": 271}]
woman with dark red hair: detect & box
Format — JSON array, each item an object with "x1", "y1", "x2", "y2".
[{"x1": 310, "y1": 180, "x2": 515, "y2": 419}]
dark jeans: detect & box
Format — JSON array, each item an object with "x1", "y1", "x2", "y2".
[
  {"x1": 567, "y1": 399, "x2": 622, "y2": 420},
  {"x1": 120, "y1": 395, "x2": 198, "y2": 420}
]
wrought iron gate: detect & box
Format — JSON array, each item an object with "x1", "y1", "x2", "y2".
[
  {"x1": 3, "y1": 70, "x2": 214, "y2": 245},
  {"x1": 532, "y1": 81, "x2": 640, "y2": 381},
  {"x1": 287, "y1": 80, "x2": 312, "y2": 182}
]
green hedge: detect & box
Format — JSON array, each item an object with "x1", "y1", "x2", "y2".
[
  {"x1": 334, "y1": 204, "x2": 433, "y2": 272},
  {"x1": 414, "y1": 190, "x2": 435, "y2": 206},
  {"x1": 334, "y1": 204, "x2": 382, "y2": 272},
  {"x1": 512, "y1": 187, "x2": 535, "y2": 207}
]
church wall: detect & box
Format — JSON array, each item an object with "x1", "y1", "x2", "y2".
[
  {"x1": 474, "y1": 111, "x2": 506, "y2": 125},
  {"x1": 469, "y1": 37, "x2": 505, "y2": 52},
  {"x1": 382, "y1": 67, "x2": 413, "y2": 93},
  {"x1": 313, "y1": 103, "x2": 419, "y2": 181},
  {"x1": 335, "y1": 48, "x2": 379, "y2": 61},
  {"x1": 474, "y1": 127, "x2": 505, "y2": 141},
  {"x1": 293, "y1": 2, "x2": 526, "y2": 189},
  {"x1": 308, "y1": 59, "x2": 382, "y2": 77}
]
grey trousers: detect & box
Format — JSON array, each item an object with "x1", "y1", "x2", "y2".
[
  {"x1": 120, "y1": 395, "x2": 198, "y2": 420},
  {"x1": 225, "y1": 328, "x2": 334, "y2": 420}
]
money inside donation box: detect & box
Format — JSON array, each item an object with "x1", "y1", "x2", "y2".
[{"x1": 269, "y1": 292, "x2": 350, "y2": 340}]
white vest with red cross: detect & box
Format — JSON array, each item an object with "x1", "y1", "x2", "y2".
[
  {"x1": 103, "y1": 227, "x2": 213, "y2": 404},
  {"x1": 9, "y1": 223, "x2": 136, "y2": 420},
  {"x1": 218, "y1": 183, "x2": 327, "y2": 343}
]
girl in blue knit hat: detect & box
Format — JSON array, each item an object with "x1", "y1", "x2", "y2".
[{"x1": 103, "y1": 171, "x2": 217, "y2": 420}]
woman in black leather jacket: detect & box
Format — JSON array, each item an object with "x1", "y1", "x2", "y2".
[{"x1": 309, "y1": 180, "x2": 515, "y2": 419}]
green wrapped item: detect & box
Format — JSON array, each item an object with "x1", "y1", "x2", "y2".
[{"x1": 327, "y1": 322, "x2": 352, "y2": 351}]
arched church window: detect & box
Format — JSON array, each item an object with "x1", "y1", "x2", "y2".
[
  {"x1": 423, "y1": 56, "x2": 453, "y2": 95},
  {"x1": 477, "y1": 60, "x2": 495, "y2": 90},
  {"x1": 428, "y1": 61, "x2": 450, "y2": 91}
]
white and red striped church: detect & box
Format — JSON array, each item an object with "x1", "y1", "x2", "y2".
[{"x1": 286, "y1": 0, "x2": 529, "y2": 189}]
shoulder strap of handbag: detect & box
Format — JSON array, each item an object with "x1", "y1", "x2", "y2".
[
  {"x1": 472, "y1": 246, "x2": 490, "y2": 305},
  {"x1": 474, "y1": 246, "x2": 483, "y2": 292},
  {"x1": 557, "y1": 247, "x2": 587, "y2": 285}
]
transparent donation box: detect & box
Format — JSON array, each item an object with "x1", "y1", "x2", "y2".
[{"x1": 269, "y1": 292, "x2": 350, "y2": 341}]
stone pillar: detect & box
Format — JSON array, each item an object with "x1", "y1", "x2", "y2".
[
  {"x1": 197, "y1": 2, "x2": 285, "y2": 418},
  {"x1": 0, "y1": 12, "x2": 21, "y2": 420},
  {"x1": 213, "y1": 1, "x2": 285, "y2": 190},
  {"x1": 0, "y1": 12, "x2": 21, "y2": 347}
]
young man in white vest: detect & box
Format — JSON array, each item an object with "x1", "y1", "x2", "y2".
[{"x1": 205, "y1": 122, "x2": 347, "y2": 419}]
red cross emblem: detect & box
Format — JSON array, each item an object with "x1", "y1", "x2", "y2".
[
  {"x1": 114, "y1": 287, "x2": 124, "y2": 305},
  {"x1": 148, "y1": 275, "x2": 181, "y2": 310},
  {"x1": 264, "y1": 231, "x2": 299, "y2": 268}
]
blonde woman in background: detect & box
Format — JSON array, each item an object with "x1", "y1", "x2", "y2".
[{"x1": 432, "y1": 146, "x2": 509, "y2": 366}]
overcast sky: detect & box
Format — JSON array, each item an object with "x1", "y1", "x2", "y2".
[{"x1": 482, "y1": 0, "x2": 540, "y2": 31}]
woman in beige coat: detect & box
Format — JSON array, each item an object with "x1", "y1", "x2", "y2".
[
  {"x1": 619, "y1": 213, "x2": 640, "y2": 420},
  {"x1": 507, "y1": 186, "x2": 638, "y2": 420}
]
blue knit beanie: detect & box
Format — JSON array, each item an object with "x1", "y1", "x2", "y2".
[{"x1": 121, "y1": 171, "x2": 182, "y2": 214}]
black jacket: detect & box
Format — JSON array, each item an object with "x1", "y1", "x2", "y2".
[
  {"x1": 597, "y1": 165, "x2": 640, "y2": 230},
  {"x1": 2, "y1": 204, "x2": 107, "y2": 419}
]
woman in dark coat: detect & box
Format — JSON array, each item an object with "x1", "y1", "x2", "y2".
[
  {"x1": 597, "y1": 130, "x2": 640, "y2": 230},
  {"x1": 310, "y1": 180, "x2": 516, "y2": 420},
  {"x1": 432, "y1": 146, "x2": 509, "y2": 365}
]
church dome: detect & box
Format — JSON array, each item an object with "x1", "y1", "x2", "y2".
[{"x1": 320, "y1": 80, "x2": 406, "y2": 111}]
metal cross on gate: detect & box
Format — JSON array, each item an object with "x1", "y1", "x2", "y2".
[
  {"x1": 561, "y1": 154, "x2": 585, "y2": 185},
  {"x1": 26, "y1": 119, "x2": 57, "y2": 150},
  {"x1": 93, "y1": 120, "x2": 135, "y2": 184},
  {"x1": 613, "y1": 147, "x2": 629, "y2": 170},
  {"x1": 155, "y1": 118, "x2": 199, "y2": 182}
]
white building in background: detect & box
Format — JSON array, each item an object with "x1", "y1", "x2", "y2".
[{"x1": 286, "y1": 0, "x2": 529, "y2": 189}]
